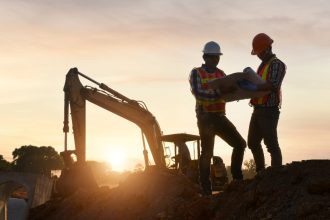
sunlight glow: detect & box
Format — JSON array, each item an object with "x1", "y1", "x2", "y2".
[{"x1": 107, "y1": 150, "x2": 126, "y2": 172}]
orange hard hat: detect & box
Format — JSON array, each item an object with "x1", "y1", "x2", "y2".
[{"x1": 251, "y1": 33, "x2": 273, "y2": 55}]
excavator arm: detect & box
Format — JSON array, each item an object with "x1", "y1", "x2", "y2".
[{"x1": 63, "y1": 68, "x2": 166, "y2": 168}]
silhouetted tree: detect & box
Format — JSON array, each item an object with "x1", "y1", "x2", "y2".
[
  {"x1": 0, "y1": 155, "x2": 12, "y2": 171},
  {"x1": 243, "y1": 159, "x2": 257, "y2": 179},
  {"x1": 244, "y1": 159, "x2": 256, "y2": 173},
  {"x1": 12, "y1": 145, "x2": 64, "y2": 176},
  {"x1": 134, "y1": 163, "x2": 144, "y2": 173},
  {"x1": 227, "y1": 159, "x2": 257, "y2": 181}
]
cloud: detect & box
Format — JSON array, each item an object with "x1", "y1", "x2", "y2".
[{"x1": 2, "y1": 0, "x2": 330, "y2": 53}]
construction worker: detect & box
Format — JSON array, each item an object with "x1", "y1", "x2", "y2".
[
  {"x1": 189, "y1": 41, "x2": 246, "y2": 196},
  {"x1": 241, "y1": 33, "x2": 286, "y2": 172}
]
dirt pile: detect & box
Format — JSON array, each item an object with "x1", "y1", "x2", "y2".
[
  {"x1": 212, "y1": 160, "x2": 330, "y2": 220},
  {"x1": 29, "y1": 160, "x2": 330, "y2": 220},
  {"x1": 29, "y1": 169, "x2": 211, "y2": 220}
]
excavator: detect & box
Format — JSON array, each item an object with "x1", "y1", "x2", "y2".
[{"x1": 57, "y1": 68, "x2": 227, "y2": 195}]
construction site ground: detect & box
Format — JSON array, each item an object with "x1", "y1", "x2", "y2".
[{"x1": 29, "y1": 160, "x2": 330, "y2": 220}]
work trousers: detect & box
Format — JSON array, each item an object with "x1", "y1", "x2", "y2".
[
  {"x1": 248, "y1": 107, "x2": 282, "y2": 172},
  {"x1": 197, "y1": 113, "x2": 246, "y2": 194}
]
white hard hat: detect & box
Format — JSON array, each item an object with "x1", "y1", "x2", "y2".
[{"x1": 202, "y1": 41, "x2": 223, "y2": 55}]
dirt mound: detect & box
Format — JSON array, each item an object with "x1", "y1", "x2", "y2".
[
  {"x1": 212, "y1": 160, "x2": 330, "y2": 220},
  {"x1": 29, "y1": 169, "x2": 211, "y2": 220},
  {"x1": 29, "y1": 160, "x2": 330, "y2": 220}
]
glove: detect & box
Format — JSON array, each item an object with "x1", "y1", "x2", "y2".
[
  {"x1": 243, "y1": 67, "x2": 256, "y2": 74},
  {"x1": 237, "y1": 79, "x2": 258, "y2": 91}
]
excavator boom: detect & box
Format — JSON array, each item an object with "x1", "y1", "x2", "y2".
[{"x1": 63, "y1": 68, "x2": 165, "y2": 167}]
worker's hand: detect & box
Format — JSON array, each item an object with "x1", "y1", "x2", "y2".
[
  {"x1": 243, "y1": 67, "x2": 256, "y2": 74},
  {"x1": 237, "y1": 79, "x2": 258, "y2": 91}
]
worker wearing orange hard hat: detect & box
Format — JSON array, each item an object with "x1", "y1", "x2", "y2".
[
  {"x1": 240, "y1": 33, "x2": 286, "y2": 172},
  {"x1": 251, "y1": 33, "x2": 274, "y2": 55}
]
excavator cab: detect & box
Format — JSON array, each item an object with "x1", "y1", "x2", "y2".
[
  {"x1": 161, "y1": 133, "x2": 228, "y2": 190},
  {"x1": 161, "y1": 133, "x2": 200, "y2": 182}
]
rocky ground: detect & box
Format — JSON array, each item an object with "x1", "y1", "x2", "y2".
[{"x1": 29, "y1": 160, "x2": 330, "y2": 220}]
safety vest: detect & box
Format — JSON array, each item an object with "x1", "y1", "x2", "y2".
[
  {"x1": 195, "y1": 67, "x2": 226, "y2": 112},
  {"x1": 250, "y1": 57, "x2": 281, "y2": 106}
]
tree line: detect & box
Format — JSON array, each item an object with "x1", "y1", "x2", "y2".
[
  {"x1": 1, "y1": 145, "x2": 257, "y2": 181},
  {"x1": 0, "y1": 145, "x2": 63, "y2": 177}
]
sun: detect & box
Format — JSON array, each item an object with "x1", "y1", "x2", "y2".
[{"x1": 107, "y1": 150, "x2": 126, "y2": 172}]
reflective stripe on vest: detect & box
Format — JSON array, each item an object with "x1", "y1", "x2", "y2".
[
  {"x1": 250, "y1": 57, "x2": 280, "y2": 105},
  {"x1": 195, "y1": 67, "x2": 226, "y2": 112}
]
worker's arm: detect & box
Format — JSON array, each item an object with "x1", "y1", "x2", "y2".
[
  {"x1": 241, "y1": 67, "x2": 272, "y2": 91},
  {"x1": 265, "y1": 59, "x2": 286, "y2": 92},
  {"x1": 239, "y1": 61, "x2": 286, "y2": 92}
]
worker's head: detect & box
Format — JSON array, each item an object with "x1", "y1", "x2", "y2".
[
  {"x1": 251, "y1": 33, "x2": 273, "y2": 60},
  {"x1": 202, "y1": 41, "x2": 222, "y2": 68}
]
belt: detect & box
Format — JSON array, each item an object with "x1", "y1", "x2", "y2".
[
  {"x1": 197, "y1": 112, "x2": 225, "y2": 117},
  {"x1": 253, "y1": 105, "x2": 278, "y2": 109}
]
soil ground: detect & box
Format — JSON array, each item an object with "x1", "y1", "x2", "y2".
[{"x1": 29, "y1": 160, "x2": 330, "y2": 220}]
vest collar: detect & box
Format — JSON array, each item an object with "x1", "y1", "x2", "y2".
[
  {"x1": 261, "y1": 54, "x2": 276, "y2": 65},
  {"x1": 201, "y1": 64, "x2": 217, "y2": 73}
]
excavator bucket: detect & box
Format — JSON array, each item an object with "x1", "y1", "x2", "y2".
[
  {"x1": 57, "y1": 162, "x2": 98, "y2": 196},
  {"x1": 56, "y1": 151, "x2": 98, "y2": 196}
]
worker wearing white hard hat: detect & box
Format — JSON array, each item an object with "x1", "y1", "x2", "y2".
[
  {"x1": 189, "y1": 41, "x2": 246, "y2": 196},
  {"x1": 202, "y1": 41, "x2": 223, "y2": 55}
]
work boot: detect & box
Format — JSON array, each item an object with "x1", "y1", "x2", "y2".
[
  {"x1": 250, "y1": 147, "x2": 265, "y2": 172},
  {"x1": 270, "y1": 147, "x2": 282, "y2": 167},
  {"x1": 231, "y1": 146, "x2": 245, "y2": 180}
]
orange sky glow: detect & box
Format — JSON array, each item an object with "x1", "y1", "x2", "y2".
[{"x1": 1, "y1": 0, "x2": 330, "y2": 170}]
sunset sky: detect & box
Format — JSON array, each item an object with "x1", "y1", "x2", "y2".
[{"x1": 1, "y1": 0, "x2": 329, "y2": 171}]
